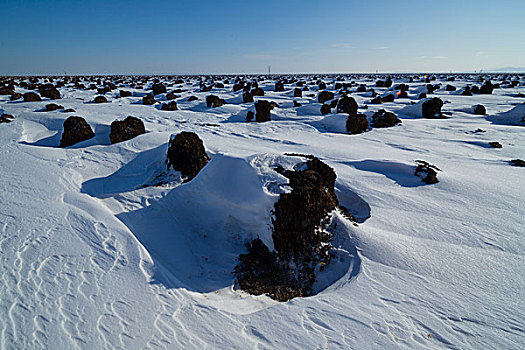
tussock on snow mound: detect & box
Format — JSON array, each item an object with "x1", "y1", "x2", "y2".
[
  {"x1": 109, "y1": 116, "x2": 145, "y2": 144},
  {"x1": 371, "y1": 109, "x2": 401, "y2": 128},
  {"x1": 235, "y1": 154, "x2": 355, "y2": 301},
  {"x1": 167, "y1": 132, "x2": 210, "y2": 180},
  {"x1": 142, "y1": 93, "x2": 155, "y2": 105},
  {"x1": 312, "y1": 112, "x2": 379, "y2": 134},
  {"x1": 44, "y1": 103, "x2": 64, "y2": 112},
  {"x1": 415, "y1": 160, "x2": 440, "y2": 184},
  {"x1": 254, "y1": 100, "x2": 272, "y2": 122},
  {"x1": 161, "y1": 101, "x2": 178, "y2": 111},
  {"x1": 473, "y1": 104, "x2": 486, "y2": 115},
  {"x1": 60, "y1": 116, "x2": 95, "y2": 147},
  {"x1": 206, "y1": 94, "x2": 226, "y2": 108},
  {"x1": 346, "y1": 114, "x2": 369, "y2": 134},
  {"x1": 151, "y1": 83, "x2": 166, "y2": 95},
  {"x1": 318, "y1": 91, "x2": 335, "y2": 104},
  {"x1": 94, "y1": 95, "x2": 108, "y2": 103},
  {"x1": 486, "y1": 103, "x2": 525, "y2": 126},
  {"x1": 311, "y1": 112, "x2": 369, "y2": 135},
  {"x1": 23, "y1": 91, "x2": 42, "y2": 102}
]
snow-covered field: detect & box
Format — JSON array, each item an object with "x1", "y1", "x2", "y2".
[{"x1": 1, "y1": 74, "x2": 524, "y2": 349}]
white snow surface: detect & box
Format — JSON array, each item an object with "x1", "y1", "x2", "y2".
[
  {"x1": 1, "y1": 76, "x2": 524, "y2": 349},
  {"x1": 487, "y1": 102, "x2": 525, "y2": 126}
]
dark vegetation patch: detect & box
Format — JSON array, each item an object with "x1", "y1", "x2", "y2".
[
  {"x1": 346, "y1": 114, "x2": 369, "y2": 134},
  {"x1": 94, "y1": 95, "x2": 108, "y2": 103},
  {"x1": 60, "y1": 116, "x2": 95, "y2": 147},
  {"x1": 415, "y1": 160, "x2": 440, "y2": 184},
  {"x1": 371, "y1": 109, "x2": 401, "y2": 128},
  {"x1": 109, "y1": 116, "x2": 145, "y2": 144},
  {"x1": 206, "y1": 95, "x2": 226, "y2": 108},
  {"x1": 166, "y1": 131, "x2": 210, "y2": 180},
  {"x1": 0, "y1": 113, "x2": 15, "y2": 123},
  {"x1": 44, "y1": 103, "x2": 64, "y2": 111},
  {"x1": 161, "y1": 101, "x2": 178, "y2": 111},
  {"x1": 23, "y1": 92, "x2": 41, "y2": 102},
  {"x1": 510, "y1": 159, "x2": 525, "y2": 167},
  {"x1": 254, "y1": 100, "x2": 272, "y2": 122},
  {"x1": 422, "y1": 97, "x2": 444, "y2": 119},
  {"x1": 473, "y1": 104, "x2": 486, "y2": 115}
]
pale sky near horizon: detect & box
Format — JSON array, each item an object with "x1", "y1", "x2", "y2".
[{"x1": 1, "y1": 0, "x2": 524, "y2": 75}]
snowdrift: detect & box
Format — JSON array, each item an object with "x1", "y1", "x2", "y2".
[
  {"x1": 486, "y1": 103, "x2": 525, "y2": 126},
  {"x1": 115, "y1": 154, "x2": 277, "y2": 292},
  {"x1": 397, "y1": 99, "x2": 427, "y2": 118}
]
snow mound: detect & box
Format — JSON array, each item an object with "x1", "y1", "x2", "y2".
[
  {"x1": 397, "y1": 99, "x2": 426, "y2": 118},
  {"x1": 487, "y1": 103, "x2": 525, "y2": 126},
  {"x1": 19, "y1": 112, "x2": 111, "y2": 147},
  {"x1": 249, "y1": 153, "x2": 308, "y2": 195},
  {"x1": 81, "y1": 144, "x2": 177, "y2": 197},
  {"x1": 116, "y1": 154, "x2": 277, "y2": 293},
  {"x1": 310, "y1": 113, "x2": 349, "y2": 133}
]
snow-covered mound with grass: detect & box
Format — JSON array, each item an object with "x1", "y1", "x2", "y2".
[{"x1": 1, "y1": 73, "x2": 524, "y2": 349}]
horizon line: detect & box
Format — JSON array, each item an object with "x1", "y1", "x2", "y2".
[{"x1": 2, "y1": 70, "x2": 524, "y2": 77}]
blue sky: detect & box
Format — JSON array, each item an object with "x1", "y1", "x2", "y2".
[{"x1": 1, "y1": 0, "x2": 524, "y2": 74}]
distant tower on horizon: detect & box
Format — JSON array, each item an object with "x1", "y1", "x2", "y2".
[{"x1": 268, "y1": 65, "x2": 271, "y2": 75}]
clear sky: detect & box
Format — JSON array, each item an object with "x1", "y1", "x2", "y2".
[{"x1": 1, "y1": 0, "x2": 524, "y2": 74}]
